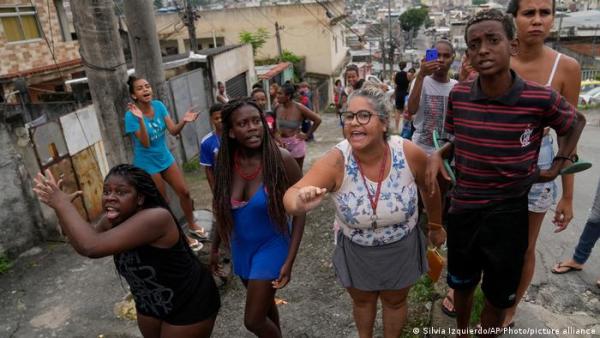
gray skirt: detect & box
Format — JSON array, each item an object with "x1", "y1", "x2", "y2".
[{"x1": 332, "y1": 227, "x2": 428, "y2": 291}]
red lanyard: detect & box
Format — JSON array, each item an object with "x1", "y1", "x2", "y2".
[{"x1": 354, "y1": 145, "x2": 388, "y2": 229}]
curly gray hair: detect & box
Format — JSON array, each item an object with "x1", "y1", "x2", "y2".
[
  {"x1": 347, "y1": 81, "x2": 393, "y2": 139},
  {"x1": 347, "y1": 81, "x2": 393, "y2": 121}
]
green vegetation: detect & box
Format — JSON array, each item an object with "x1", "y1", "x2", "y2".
[
  {"x1": 239, "y1": 28, "x2": 270, "y2": 56},
  {"x1": 182, "y1": 158, "x2": 201, "y2": 173},
  {"x1": 470, "y1": 286, "x2": 485, "y2": 325},
  {"x1": 0, "y1": 254, "x2": 12, "y2": 274},
  {"x1": 400, "y1": 275, "x2": 436, "y2": 337},
  {"x1": 399, "y1": 7, "x2": 430, "y2": 34}
]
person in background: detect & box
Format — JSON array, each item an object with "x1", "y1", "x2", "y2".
[
  {"x1": 551, "y1": 178, "x2": 600, "y2": 289},
  {"x1": 393, "y1": 61, "x2": 410, "y2": 134},
  {"x1": 275, "y1": 83, "x2": 322, "y2": 169},
  {"x1": 298, "y1": 82, "x2": 315, "y2": 142},
  {"x1": 251, "y1": 88, "x2": 276, "y2": 134},
  {"x1": 400, "y1": 68, "x2": 417, "y2": 140},
  {"x1": 211, "y1": 99, "x2": 305, "y2": 338},
  {"x1": 33, "y1": 164, "x2": 220, "y2": 338},
  {"x1": 345, "y1": 64, "x2": 365, "y2": 94},
  {"x1": 284, "y1": 82, "x2": 445, "y2": 338},
  {"x1": 216, "y1": 81, "x2": 229, "y2": 104},
  {"x1": 269, "y1": 83, "x2": 280, "y2": 108},
  {"x1": 406, "y1": 40, "x2": 457, "y2": 155},
  {"x1": 125, "y1": 76, "x2": 205, "y2": 251},
  {"x1": 334, "y1": 79, "x2": 348, "y2": 114},
  {"x1": 199, "y1": 103, "x2": 223, "y2": 193}
]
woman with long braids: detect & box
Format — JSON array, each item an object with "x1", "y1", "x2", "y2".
[
  {"x1": 275, "y1": 83, "x2": 321, "y2": 169},
  {"x1": 32, "y1": 164, "x2": 220, "y2": 338},
  {"x1": 125, "y1": 76, "x2": 205, "y2": 250},
  {"x1": 210, "y1": 98, "x2": 305, "y2": 338}
]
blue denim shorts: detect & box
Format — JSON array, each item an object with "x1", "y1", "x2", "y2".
[{"x1": 528, "y1": 135, "x2": 557, "y2": 213}]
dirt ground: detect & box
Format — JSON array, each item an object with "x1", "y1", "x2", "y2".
[
  {"x1": 187, "y1": 112, "x2": 437, "y2": 337},
  {"x1": 0, "y1": 112, "x2": 437, "y2": 338}
]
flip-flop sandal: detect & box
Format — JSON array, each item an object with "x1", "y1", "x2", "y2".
[
  {"x1": 190, "y1": 227, "x2": 209, "y2": 240},
  {"x1": 556, "y1": 155, "x2": 593, "y2": 175},
  {"x1": 560, "y1": 161, "x2": 592, "y2": 175},
  {"x1": 551, "y1": 262, "x2": 582, "y2": 274},
  {"x1": 433, "y1": 130, "x2": 456, "y2": 185},
  {"x1": 441, "y1": 295, "x2": 457, "y2": 317},
  {"x1": 188, "y1": 239, "x2": 203, "y2": 252}
]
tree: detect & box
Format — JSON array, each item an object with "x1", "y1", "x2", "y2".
[
  {"x1": 239, "y1": 28, "x2": 270, "y2": 56},
  {"x1": 399, "y1": 7, "x2": 429, "y2": 34},
  {"x1": 153, "y1": 0, "x2": 163, "y2": 9}
]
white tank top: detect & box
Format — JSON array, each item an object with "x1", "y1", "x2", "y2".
[
  {"x1": 332, "y1": 136, "x2": 419, "y2": 246},
  {"x1": 546, "y1": 53, "x2": 561, "y2": 87}
]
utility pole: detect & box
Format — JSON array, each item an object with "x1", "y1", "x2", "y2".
[
  {"x1": 275, "y1": 21, "x2": 283, "y2": 58},
  {"x1": 70, "y1": 0, "x2": 130, "y2": 165},
  {"x1": 123, "y1": 0, "x2": 168, "y2": 103},
  {"x1": 184, "y1": 0, "x2": 198, "y2": 52},
  {"x1": 381, "y1": 20, "x2": 386, "y2": 81},
  {"x1": 387, "y1": 0, "x2": 393, "y2": 81}
]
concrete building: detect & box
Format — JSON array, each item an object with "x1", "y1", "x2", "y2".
[
  {"x1": 154, "y1": 0, "x2": 349, "y2": 90},
  {"x1": 0, "y1": 0, "x2": 81, "y2": 104}
]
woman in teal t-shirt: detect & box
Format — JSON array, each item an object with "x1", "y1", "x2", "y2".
[{"x1": 125, "y1": 76, "x2": 204, "y2": 250}]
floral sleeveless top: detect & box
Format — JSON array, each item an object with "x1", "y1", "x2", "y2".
[{"x1": 332, "y1": 136, "x2": 419, "y2": 246}]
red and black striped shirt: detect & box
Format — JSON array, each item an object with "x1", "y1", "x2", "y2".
[{"x1": 445, "y1": 71, "x2": 577, "y2": 212}]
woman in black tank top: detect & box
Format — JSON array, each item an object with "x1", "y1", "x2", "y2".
[{"x1": 33, "y1": 164, "x2": 220, "y2": 337}]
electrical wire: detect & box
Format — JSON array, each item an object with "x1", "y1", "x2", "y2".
[{"x1": 300, "y1": 3, "x2": 334, "y2": 33}]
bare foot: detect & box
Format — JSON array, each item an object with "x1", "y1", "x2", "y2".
[{"x1": 551, "y1": 259, "x2": 584, "y2": 274}]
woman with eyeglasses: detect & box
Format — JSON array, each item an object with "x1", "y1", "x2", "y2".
[{"x1": 283, "y1": 83, "x2": 445, "y2": 337}]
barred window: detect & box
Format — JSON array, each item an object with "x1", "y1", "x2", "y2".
[{"x1": 0, "y1": 6, "x2": 42, "y2": 42}]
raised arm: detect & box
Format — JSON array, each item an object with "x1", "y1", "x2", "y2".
[
  {"x1": 165, "y1": 109, "x2": 199, "y2": 136},
  {"x1": 33, "y1": 170, "x2": 173, "y2": 258},
  {"x1": 407, "y1": 59, "x2": 437, "y2": 115},
  {"x1": 128, "y1": 103, "x2": 150, "y2": 147}
]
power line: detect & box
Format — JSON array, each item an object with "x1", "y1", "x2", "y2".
[{"x1": 300, "y1": 3, "x2": 334, "y2": 33}]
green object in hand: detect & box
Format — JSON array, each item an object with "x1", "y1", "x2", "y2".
[{"x1": 432, "y1": 130, "x2": 456, "y2": 185}]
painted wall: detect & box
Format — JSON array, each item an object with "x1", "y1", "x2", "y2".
[
  {"x1": 155, "y1": 0, "x2": 349, "y2": 77},
  {"x1": 0, "y1": 0, "x2": 79, "y2": 78}
]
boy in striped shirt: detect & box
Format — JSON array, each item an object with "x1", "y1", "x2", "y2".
[{"x1": 426, "y1": 9, "x2": 586, "y2": 336}]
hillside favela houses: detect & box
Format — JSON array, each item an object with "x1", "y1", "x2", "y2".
[{"x1": 155, "y1": 0, "x2": 349, "y2": 106}]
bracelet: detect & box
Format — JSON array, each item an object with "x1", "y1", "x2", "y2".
[
  {"x1": 553, "y1": 154, "x2": 578, "y2": 163},
  {"x1": 428, "y1": 222, "x2": 443, "y2": 230}
]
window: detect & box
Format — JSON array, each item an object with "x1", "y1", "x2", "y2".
[{"x1": 0, "y1": 6, "x2": 42, "y2": 42}]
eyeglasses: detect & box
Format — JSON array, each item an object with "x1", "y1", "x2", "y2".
[{"x1": 339, "y1": 110, "x2": 374, "y2": 126}]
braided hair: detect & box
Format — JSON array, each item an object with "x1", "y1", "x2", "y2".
[
  {"x1": 105, "y1": 164, "x2": 194, "y2": 252},
  {"x1": 213, "y1": 98, "x2": 290, "y2": 245}
]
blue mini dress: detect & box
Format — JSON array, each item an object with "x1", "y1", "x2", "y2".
[{"x1": 231, "y1": 184, "x2": 290, "y2": 280}]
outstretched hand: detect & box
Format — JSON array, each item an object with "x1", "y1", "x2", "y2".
[
  {"x1": 295, "y1": 186, "x2": 327, "y2": 212},
  {"x1": 128, "y1": 103, "x2": 143, "y2": 119},
  {"x1": 183, "y1": 110, "x2": 199, "y2": 123},
  {"x1": 33, "y1": 170, "x2": 82, "y2": 209}
]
